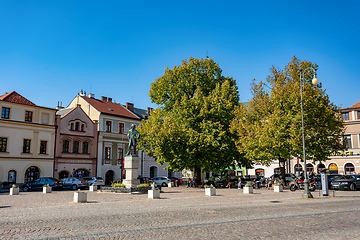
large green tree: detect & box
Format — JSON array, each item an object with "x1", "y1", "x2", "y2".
[
  {"x1": 139, "y1": 57, "x2": 244, "y2": 176},
  {"x1": 230, "y1": 56, "x2": 346, "y2": 184}
]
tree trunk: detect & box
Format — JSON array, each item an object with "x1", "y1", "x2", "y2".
[
  {"x1": 278, "y1": 158, "x2": 286, "y2": 186},
  {"x1": 193, "y1": 166, "x2": 202, "y2": 186}
]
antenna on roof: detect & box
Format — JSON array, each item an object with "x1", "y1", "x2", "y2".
[{"x1": 206, "y1": 51, "x2": 209, "y2": 59}]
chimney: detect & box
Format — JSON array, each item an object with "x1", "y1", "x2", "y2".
[
  {"x1": 88, "y1": 93, "x2": 95, "y2": 99},
  {"x1": 126, "y1": 102, "x2": 134, "y2": 112},
  {"x1": 80, "y1": 89, "x2": 86, "y2": 96},
  {"x1": 147, "y1": 107, "x2": 153, "y2": 115},
  {"x1": 108, "y1": 98, "x2": 112, "y2": 103},
  {"x1": 56, "y1": 101, "x2": 64, "y2": 110},
  {"x1": 101, "y1": 96, "x2": 108, "y2": 102}
]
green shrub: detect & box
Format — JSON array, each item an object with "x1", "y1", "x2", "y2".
[
  {"x1": 137, "y1": 183, "x2": 151, "y2": 188},
  {"x1": 111, "y1": 181, "x2": 126, "y2": 188}
]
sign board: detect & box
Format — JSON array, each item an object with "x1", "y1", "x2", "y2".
[{"x1": 321, "y1": 173, "x2": 328, "y2": 196}]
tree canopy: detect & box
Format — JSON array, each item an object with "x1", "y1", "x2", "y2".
[
  {"x1": 139, "y1": 57, "x2": 244, "y2": 173},
  {"x1": 230, "y1": 56, "x2": 346, "y2": 183}
]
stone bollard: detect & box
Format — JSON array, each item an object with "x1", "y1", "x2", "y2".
[{"x1": 74, "y1": 191, "x2": 87, "y2": 203}]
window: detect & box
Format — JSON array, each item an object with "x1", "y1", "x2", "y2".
[
  {"x1": 342, "y1": 112, "x2": 349, "y2": 120},
  {"x1": 83, "y1": 142, "x2": 89, "y2": 154},
  {"x1": 81, "y1": 124, "x2": 85, "y2": 131},
  {"x1": 105, "y1": 147, "x2": 111, "y2": 159},
  {"x1": 62, "y1": 140, "x2": 69, "y2": 152},
  {"x1": 75, "y1": 122, "x2": 80, "y2": 131},
  {"x1": 8, "y1": 170, "x2": 16, "y2": 183},
  {"x1": 1, "y1": 107, "x2": 10, "y2": 119},
  {"x1": 0, "y1": 137, "x2": 7, "y2": 152},
  {"x1": 70, "y1": 123, "x2": 74, "y2": 130},
  {"x1": 23, "y1": 139, "x2": 31, "y2": 153},
  {"x1": 345, "y1": 163, "x2": 355, "y2": 175},
  {"x1": 119, "y1": 123, "x2": 124, "y2": 134},
  {"x1": 344, "y1": 135, "x2": 352, "y2": 148},
  {"x1": 41, "y1": 113, "x2": 49, "y2": 124},
  {"x1": 40, "y1": 141, "x2": 47, "y2": 154},
  {"x1": 73, "y1": 141, "x2": 79, "y2": 153},
  {"x1": 358, "y1": 111, "x2": 360, "y2": 120},
  {"x1": 117, "y1": 148, "x2": 123, "y2": 165},
  {"x1": 25, "y1": 111, "x2": 33, "y2": 122},
  {"x1": 106, "y1": 121, "x2": 112, "y2": 132}
]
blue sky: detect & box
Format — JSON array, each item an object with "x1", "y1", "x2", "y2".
[{"x1": 1, "y1": 1, "x2": 359, "y2": 110}]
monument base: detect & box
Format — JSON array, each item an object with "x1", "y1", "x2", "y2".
[{"x1": 123, "y1": 155, "x2": 140, "y2": 188}]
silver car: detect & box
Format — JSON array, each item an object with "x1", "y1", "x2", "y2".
[
  {"x1": 61, "y1": 177, "x2": 88, "y2": 190},
  {"x1": 150, "y1": 177, "x2": 170, "y2": 187},
  {"x1": 83, "y1": 176, "x2": 105, "y2": 187}
]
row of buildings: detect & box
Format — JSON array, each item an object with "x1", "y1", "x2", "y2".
[
  {"x1": 0, "y1": 91, "x2": 181, "y2": 186},
  {"x1": 1, "y1": 90, "x2": 359, "y2": 186}
]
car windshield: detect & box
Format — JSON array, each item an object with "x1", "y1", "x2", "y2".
[{"x1": 344, "y1": 175, "x2": 355, "y2": 180}]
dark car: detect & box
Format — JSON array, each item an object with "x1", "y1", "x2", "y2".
[
  {"x1": 22, "y1": 177, "x2": 63, "y2": 192},
  {"x1": 331, "y1": 175, "x2": 360, "y2": 191}
]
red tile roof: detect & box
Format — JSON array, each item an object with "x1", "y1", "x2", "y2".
[
  {"x1": 81, "y1": 96, "x2": 140, "y2": 120},
  {"x1": 341, "y1": 100, "x2": 360, "y2": 111},
  {"x1": 0, "y1": 91, "x2": 36, "y2": 106}
]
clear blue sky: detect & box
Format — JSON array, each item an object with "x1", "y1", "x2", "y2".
[{"x1": 1, "y1": 1, "x2": 359, "y2": 110}]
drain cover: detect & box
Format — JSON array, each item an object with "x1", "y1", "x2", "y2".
[{"x1": 270, "y1": 201, "x2": 281, "y2": 203}]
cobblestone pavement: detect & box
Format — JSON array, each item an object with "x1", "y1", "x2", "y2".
[{"x1": 1, "y1": 187, "x2": 360, "y2": 239}]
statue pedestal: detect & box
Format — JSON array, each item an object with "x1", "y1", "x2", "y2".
[{"x1": 122, "y1": 155, "x2": 140, "y2": 188}]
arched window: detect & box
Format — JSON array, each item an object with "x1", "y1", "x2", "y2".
[
  {"x1": 59, "y1": 171, "x2": 69, "y2": 179},
  {"x1": 317, "y1": 163, "x2": 326, "y2": 174},
  {"x1": 81, "y1": 124, "x2": 85, "y2": 131},
  {"x1": 306, "y1": 163, "x2": 314, "y2": 175},
  {"x1": 8, "y1": 170, "x2": 16, "y2": 183},
  {"x1": 25, "y1": 166, "x2": 40, "y2": 183},
  {"x1": 345, "y1": 163, "x2": 355, "y2": 175},
  {"x1": 83, "y1": 142, "x2": 89, "y2": 154},
  {"x1": 73, "y1": 141, "x2": 79, "y2": 153},
  {"x1": 62, "y1": 140, "x2": 69, "y2": 153},
  {"x1": 328, "y1": 163, "x2": 338, "y2": 174}
]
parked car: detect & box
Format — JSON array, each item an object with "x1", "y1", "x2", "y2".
[
  {"x1": 269, "y1": 173, "x2": 296, "y2": 185},
  {"x1": 150, "y1": 177, "x2": 170, "y2": 187},
  {"x1": 61, "y1": 177, "x2": 88, "y2": 190},
  {"x1": 137, "y1": 177, "x2": 153, "y2": 184},
  {"x1": 22, "y1": 177, "x2": 63, "y2": 192},
  {"x1": 331, "y1": 175, "x2": 360, "y2": 191},
  {"x1": 83, "y1": 176, "x2": 105, "y2": 187},
  {"x1": 168, "y1": 177, "x2": 183, "y2": 185}
]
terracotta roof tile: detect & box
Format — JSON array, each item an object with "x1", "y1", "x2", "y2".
[
  {"x1": 341, "y1": 100, "x2": 360, "y2": 111},
  {"x1": 82, "y1": 96, "x2": 140, "y2": 120},
  {"x1": 0, "y1": 91, "x2": 36, "y2": 106}
]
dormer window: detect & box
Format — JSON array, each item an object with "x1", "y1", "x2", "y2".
[{"x1": 75, "y1": 122, "x2": 80, "y2": 131}]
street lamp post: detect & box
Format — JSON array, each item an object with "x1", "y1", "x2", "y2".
[{"x1": 300, "y1": 69, "x2": 318, "y2": 199}]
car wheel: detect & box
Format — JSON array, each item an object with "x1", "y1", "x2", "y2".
[
  {"x1": 349, "y1": 183, "x2": 356, "y2": 191},
  {"x1": 22, "y1": 186, "x2": 29, "y2": 192},
  {"x1": 71, "y1": 184, "x2": 77, "y2": 190},
  {"x1": 162, "y1": 182, "x2": 167, "y2": 187}
]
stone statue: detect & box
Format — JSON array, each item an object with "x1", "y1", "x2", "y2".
[{"x1": 126, "y1": 124, "x2": 140, "y2": 156}]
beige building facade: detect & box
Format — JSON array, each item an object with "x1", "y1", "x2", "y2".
[{"x1": 0, "y1": 91, "x2": 56, "y2": 185}]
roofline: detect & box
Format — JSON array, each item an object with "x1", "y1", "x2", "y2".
[
  {"x1": 0, "y1": 99, "x2": 57, "y2": 111},
  {"x1": 101, "y1": 112, "x2": 141, "y2": 121}
]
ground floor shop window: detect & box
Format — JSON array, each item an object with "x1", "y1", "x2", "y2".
[
  {"x1": 306, "y1": 163, "x2": 314, "y2": 175},
  {"x1": 73, "y1": 169, "x2": 89, "y2": 178},
  {"x1": 328, "y1": 163, "x2": 338, "y2": 174},
  {"x1": 345, "y1": 163, "x2": 355, "y2": 175},
  {"x1": 59, "y1": 171, "x2": 69, "y2": 179},
  {"x1": 25, "y1": 166, "x2": 40, "y2": 183},
  {"x1": 294, "y1": 164, "x2": 303, "y2": 176},
  {"x1": 317, "y1": 163, "x2": 326, "y2": 173}
]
